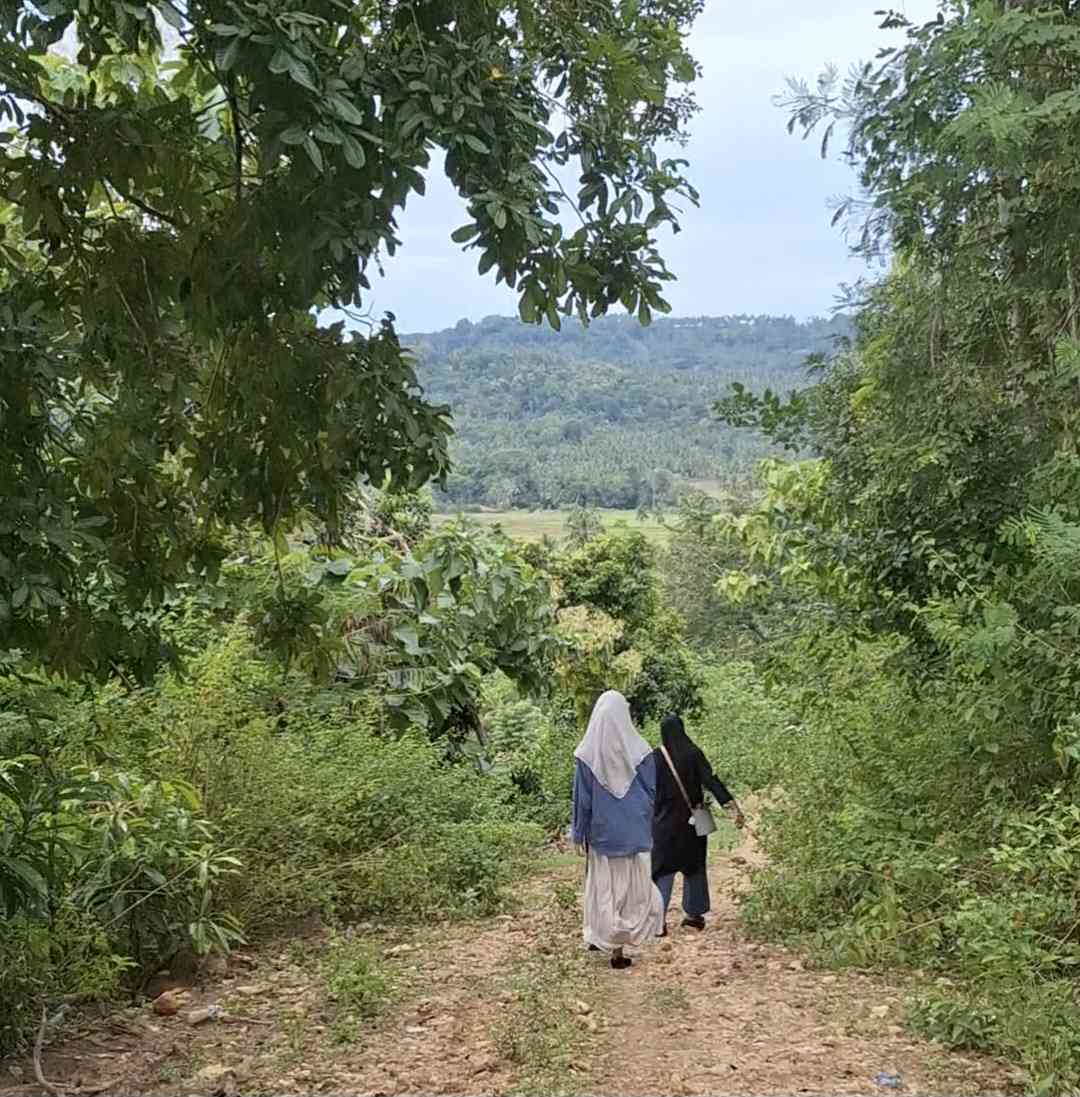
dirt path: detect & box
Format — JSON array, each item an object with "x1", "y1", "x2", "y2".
[
  {"x1": 583, "y1": 830, "x2": 1011, "y2": 1096},
  {"x1": 2, "y1": 827, "x2": 1016, "y2": 1097}
]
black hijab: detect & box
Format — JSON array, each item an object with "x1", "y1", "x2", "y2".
[{"x1": 660, "y1": 713, "x2": 698, "y2": 779}]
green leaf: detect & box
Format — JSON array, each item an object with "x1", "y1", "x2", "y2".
[
  {"x1": 518, "y1": 290, "x2": 539, "y2": 324},
  {"x1": 302, "y1": 137, "x2": 324, "y2": 171},
  {"x1": 463, "y1": 134, "x2": 489, "y2": 154},
  {"x1": 217, "y1": 37, "x2": 241, "y2": 73},
  {"x1": 161, "y1": 5, "x2": 187, "y2": 30},
  {"x1": 451, "y1": 223, "x2": 478, "y2": 243},
  {"x1": 289, "y1": 58, "x2": 318, "y2": 93},
  {"x1": 392, "y1": 625, "x2": 422, "y2": 655},
  {"x1": 280, "y1": 125, "x2": 307, "y2": 145},
  {"x1": 268, "y1": 48, "x2": 290, "y2": 75},
  {"x1": 404, "y1": 703, "x2": 429, "y2": 728},
  {"x1": 341, "y1": 134, "x2": 366, "y2": 169},
  {"x1": 0, "y1": 856, "x2": 48, "y2": 899},
  {"x1": 329, "y1": 93, "x2": 366, "y2": 126},
  {"x1": 37, "y1": 586, "x2": 62, "y2": 607}
]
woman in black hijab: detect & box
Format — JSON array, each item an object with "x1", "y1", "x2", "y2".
[{"x1": 651, "y1": 713, "x2": 744, "y2": 933}]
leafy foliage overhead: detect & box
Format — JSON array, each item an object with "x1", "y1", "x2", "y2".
[{"x1": 0, "y1": 0, "x2": 706, "y2": 679}]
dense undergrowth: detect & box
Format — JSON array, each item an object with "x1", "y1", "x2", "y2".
[
  {"x1": 0, "y1": 625, "x2": 546, "y2": 1053},
  {"x1": 0, "y1": 505, "x2": 711, "y2": 1058},
  {"x1": 666, "y1": 517, "x2": 1080, "y2": 1092},
  {"x1": 713, "y1": 631, "x2": 1080, "y2": 1094}
]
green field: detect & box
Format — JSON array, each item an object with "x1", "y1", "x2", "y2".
[{"x1": 433, "y1": 509, "x2": 671, "y2": 544}]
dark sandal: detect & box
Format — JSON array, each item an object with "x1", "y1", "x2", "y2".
[
  {"x1": 610, "y1": 955, "x2": 632, "y2": 969},
  {"x1": 588, "y1": 944, "x2": 600, "y2": 952},
  {"x1": 658, "y1": 924, "x2": 668, "y2": 938},
  {"x1": 681, "y1": 916, "x2": 705, "y2": 930}
]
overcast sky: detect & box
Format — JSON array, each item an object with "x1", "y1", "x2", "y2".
[{"x1": 360, "y1": 0, "x2": 938, "y2": 332}]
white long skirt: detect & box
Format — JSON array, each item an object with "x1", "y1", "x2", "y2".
[{"x1": 583, "y1": 850, "x2": 664, "y2": 951}]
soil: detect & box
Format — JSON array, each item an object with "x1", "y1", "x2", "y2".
[{"x1": 0, "y1": 823, "x2": 1018, "y2": 1097}]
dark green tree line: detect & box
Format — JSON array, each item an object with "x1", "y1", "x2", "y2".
[{"x1": 414, "y1": 314, "x2": 851, "y2": 510}]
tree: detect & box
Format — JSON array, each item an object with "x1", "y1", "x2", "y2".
[
  {"x1": 557, "y1": 529, "x2": 657, "y2": 629},
  {"x1": 0, "y1": 0, "x2": 705, "y2": 679},
  {"x1": 726, "y1": 3, "x2": 1080, "y2": 633},
  {"x1": 564, "y1": 504, "x2": 603, "y2": 548},
  {"x1": 779, "y1": 3, "x2": 1080, "y2": 358},
  {"x1": 556, "y1": 528, "x2": 703, "y2": 719},
  {"x1": 704, "y1": 9, "x2": 1080, "y2": 1083}
]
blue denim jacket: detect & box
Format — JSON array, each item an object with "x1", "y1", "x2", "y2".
[{"x1": 570, "y1": 754, "x2": 656, "y2": 856}]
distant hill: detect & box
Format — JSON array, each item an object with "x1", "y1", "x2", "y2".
[
  {"x1": 405, "y1": 313, "x2": 850, "y2": 512},
  {"x1": 406, "y1": 312, "x2": 850, "y2": 374}
]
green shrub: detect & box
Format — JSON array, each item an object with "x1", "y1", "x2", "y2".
[
  {"x1": 626, "y1": 614, "x2": 705, "y2": 724},
  {"x1": 0, "y1": 708, "x2": 240, "y2": 1054},
  {"x1": 527, "y1": 715, "x2": 581, "y2": 834},
  {"x1": 80, "y1": 629, "x2": 545, "y2": 930},
  {"x1": 726, "y1": 630, "x2": 1080, "y2": 1092},
  {"x1": 0, "y1": 906, "x2": 128, "y2": 1057},
  {"x1": 484, "y1": 693, "x2": 553, "y2": 797},
  {"x1": 556, "y1": 530, "x2": 658, "y2": 630},
  {"x1": 691, "y1": 660, "x2": 791, "y2": 791},
  {"x1": 909, "y1": 982, "x2": 1080, "y2": 1097},
  {"x1": 0, "y1": 620, "x2": 550, "y2": 1053},
  {"x1": 479, "y1": 673, "x2": 586, "y2": 835}
]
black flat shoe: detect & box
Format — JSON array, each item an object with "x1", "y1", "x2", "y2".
[
  {"x1": 610, "y1": 955, "x2": 632, "y2": 969},
  {"x1": 681, "y1": 916, "x2": 705, "y2": 930},
  {"x1": 657, "y1": 924, "x2": 668, "y2": 938}
]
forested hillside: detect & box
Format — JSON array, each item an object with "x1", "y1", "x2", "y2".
[
  {"x1": 408, "y1": 314, "x2": 850, "y2": 509},
  {"x1": 408, "y1": 312, "x2": 849, "y2": 372}
]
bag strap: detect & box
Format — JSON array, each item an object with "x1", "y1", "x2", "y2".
[{"x1": 658, "y1": 745, "x2": 697, "y2": 812}]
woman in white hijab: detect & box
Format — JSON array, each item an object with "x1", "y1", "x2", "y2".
[{"x1": 570, "y1": 690, "x2": 664, "y2": 969}]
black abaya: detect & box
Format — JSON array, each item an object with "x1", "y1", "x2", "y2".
[{"x1": 650, "y1": 736, "x2": 734, "y2": 880}]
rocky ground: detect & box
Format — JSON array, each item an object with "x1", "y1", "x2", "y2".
[{"x1": 1, "y1": 824, "x2": 1016, "y2": 1097}]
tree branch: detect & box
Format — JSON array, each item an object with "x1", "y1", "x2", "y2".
[
  {"x1": 34, "y1": 1006, "x2": 61, "y2": 1097},
  {"x1": 227, "y1": 75, "x2": 244, "y2": 205},
  {"x1": 106, "y1": 182, "x2": 182, "y2": 230}
]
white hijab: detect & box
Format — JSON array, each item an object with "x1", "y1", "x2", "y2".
[{"x1": 573, "y1": 690, "x2": 651, "y2": 799}]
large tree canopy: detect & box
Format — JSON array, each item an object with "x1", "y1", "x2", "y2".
[{"x1": 0, "y1": 0, "x2": 702, "y2": 679}]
